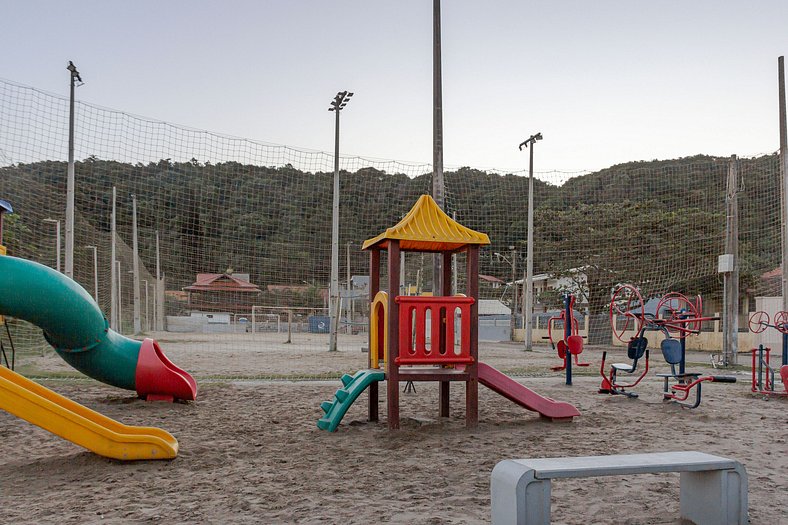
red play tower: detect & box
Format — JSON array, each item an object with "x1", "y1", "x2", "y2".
[{"x1": 362, "y1": 194, "x2": 490, "y2": 429}]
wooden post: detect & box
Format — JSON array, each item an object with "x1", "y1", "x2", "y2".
[
  {"x1": 387, "y1": 241, "x2": 401, "y2": 429},
  {"x1": 466, "y1": 245, "x2": 479, "y2": 427},
  {"x1": 368, "y1": 249, "x2": 381, "y2": 422}
]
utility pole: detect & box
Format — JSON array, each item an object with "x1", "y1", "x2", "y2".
[
  {"x1": 328, "y1": 90, "x2": 353, "y2": 352},
  {"x1": 131, "y1": 194, "x2": 141, "y2": 334},
  {"x1": 519, "y1": 132, "x2": 542, "y2": 351},
  {"x1": 432, "y1": 0, "x2": 445, "y2": 295},
  {"x1": 779, "y1": 56, "x2": 788, "y2": 311},
  {"x1": 64, "y1": 61, "x2": 82, "y2": 279},
  {"x1": 722, "y1": 156, "x2": 740, "y2": 366}
]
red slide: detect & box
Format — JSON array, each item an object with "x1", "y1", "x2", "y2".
[{"x1": 478, "y1": 362, "x2": 580, "y2": 421}]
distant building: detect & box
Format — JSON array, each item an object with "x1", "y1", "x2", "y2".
[{"x1": 183, "y1": 272, "x2": 261, "y2": 314}]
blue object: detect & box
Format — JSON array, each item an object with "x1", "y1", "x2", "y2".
[
  {"x1": 0, "y1": 200, "x2": 12, "y2": 214},
  {"x1": 308, "y1": 315, "x2": 330, "y2": 333}
]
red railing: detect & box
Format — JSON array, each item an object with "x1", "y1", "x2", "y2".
[{"x1": 394, "y1": 296, "x2": 474, "y2": 365}]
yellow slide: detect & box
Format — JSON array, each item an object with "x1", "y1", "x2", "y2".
[{"x1": 0, "y1": 366, "x2": 178, "y2": 460}]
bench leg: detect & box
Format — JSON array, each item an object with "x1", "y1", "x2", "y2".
[
  {"x1": 491, "y1": 460, "x2": 551, "y2": 525},
  {"x1": 680, "y1": 464, "x2": 748, "y2": 525}
]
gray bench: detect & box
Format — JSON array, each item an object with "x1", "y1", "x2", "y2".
[{"x1": 490, "y1": 451, "x2": 748, "y2": 525}]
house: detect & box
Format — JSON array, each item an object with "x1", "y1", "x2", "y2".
[{"x1": 183, "y1": 272, "x2": 261, "y2": 314}]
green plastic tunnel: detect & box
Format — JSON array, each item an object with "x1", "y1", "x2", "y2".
[{"x1": 0, "y1": 255, "x2": 196, "y2": 400}]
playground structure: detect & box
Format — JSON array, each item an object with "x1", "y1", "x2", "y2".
[
  {"x1": 544, "y1": 294, "x2": 589, "y2": 385},
  {"x1": 601, "y1": 284, "x2": 735, "y2": 407},
  {"x1": 747, "y1": 311, "x2": 788, "y2": 396},
  {"x1": 318, "y1": 195, "x2": 579, "y2": 431},
  {"x1": 0, "y1": 200, "x2": 191, "y2": 459}
]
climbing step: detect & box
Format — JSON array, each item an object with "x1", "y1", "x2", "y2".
[{"x1": 317, "y1": 369, "x2": 385, "y2": 432}]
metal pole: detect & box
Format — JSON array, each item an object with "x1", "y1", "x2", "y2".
[
  {"x1": 328, "y1": 91, "x2": 352, "y2": 351},
  {"x1": 155, "y1": 230, "x2": 162, "y2": 331},
  {"x1": 432, "y1": 0, "x2": 445, "y2": 295},
  {"x1": 55, "y1": 220, "x2": 61, "y2": 273},
  {"x1": 779, "y1": 56, "x2": 788, "y2": 311},
  {"x1": 723, "y1": 155, "x2": 740, "y2": 366},
  {"x1": 143, "y1": 279, "x2": 149, "y2": 332},
  {"x1": 64, "y1": 62, "x2": 80, "y2": 279},
  {"x1": 330, "y1": 102, "x2": 340, "y2": 352},
  {"x1": 346, "y1": 241, "x2": 352, "y2": 334},
  {"x1": 151, "y1": 281, "x2": 156, "y2": 333},
  {"x1": 110, "y1": 187, "x2": 117, "y2": 330},
  {"x1": 131, "y1": 194, "x2": 141, "y2": 334},
  {"x1": 510, "y1": 246, "x2": 517, "y2": 340},
  {"x1": 116, "y1": 260, "x2": 122, "y2": 333},
  {"x1": 86, "y1": 245, "x2": 98, "y2": 302}
]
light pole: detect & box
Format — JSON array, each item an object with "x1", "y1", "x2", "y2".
[
  {"x1": 42, "y1": 218, "x2": 61, "y2": 272},
  {"x1": 519, "y1": 132, "x2": 542, "y2": 351},
  {"x1": 64, "y1": 61, "x2": 82, "y2": 279},
  {"x1": 328, "y1": 90, "x2": 353, "y2": 352},
  {"x1": 85, "y1": 245, "x2": 98, "y2": 302}
]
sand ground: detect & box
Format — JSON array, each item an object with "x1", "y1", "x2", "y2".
[{"x1": 0, "y1": 332, "x2": 786, "y2": 524}]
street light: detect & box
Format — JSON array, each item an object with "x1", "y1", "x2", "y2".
[
  {"x1": 328, "y1": 90, "x2": 353, "y2": 352},
  {"x1": 64, "y1": 61, "x2": 82, "y2": 279},
  {"x1": 84, "y1": 245, "x2": 98, "y2": 302},
  {"x1": 519, "y1": 132, "x2": 543, "y2": 351},
  {"x1": 42, "y1": 218, "x2": 61, "y2": 272}
]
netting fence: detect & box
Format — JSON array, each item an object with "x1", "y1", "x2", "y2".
[{"x1": 0, "y1": 78, "x2": 783, "y2": 361}]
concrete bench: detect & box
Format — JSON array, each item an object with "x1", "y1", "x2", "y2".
[{"x1": 490, "y1": 451, "x2": 748, "y2": 525}]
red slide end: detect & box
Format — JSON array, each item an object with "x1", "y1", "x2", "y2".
[
  {"x1": 478, "y1": 362, "x2": 579, "y2": 420},
  {"x1": 135, "y1": 338, "x2": 198, "y2": 402}
]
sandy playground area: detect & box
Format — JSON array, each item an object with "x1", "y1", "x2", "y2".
[{"x1": 0, "y1": 332, "x2": 786, "y2": 524}]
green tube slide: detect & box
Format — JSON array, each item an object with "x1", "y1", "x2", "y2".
[{"x1": 0, "y1": 255, "x2": 196, "y2": 399}]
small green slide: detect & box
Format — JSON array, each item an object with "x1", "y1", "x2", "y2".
[{"x1": 317, "y1": 369, "x2": 385, "y2": 432}]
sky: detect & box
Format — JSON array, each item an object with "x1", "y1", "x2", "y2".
[{"x1": 1, "y1": 0, "x2": 787, "y2": 173}]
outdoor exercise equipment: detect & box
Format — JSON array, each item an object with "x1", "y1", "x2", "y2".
[
  {"x1": 747, "y1": 311, "x2": 788, "y2": 396},
  {"x1": 603, "y1": 284, "x2": 734, "y2": 406},
  {"x1": 544, "y1": 294, "x2": 588, "y2": 386},
  {"x1": 317, "y1": 195, "x2": 579, "y2": 431},
  {"x1": 656, "y1": 336, "x2": 736, "y2": 409},
  {"x1": 599, "y1": 328, "x2": 650, "y2": 398}
]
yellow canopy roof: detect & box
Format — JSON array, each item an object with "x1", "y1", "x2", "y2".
[{"x1": 362, "y1": 194, "x2": 491, "y2": 252}]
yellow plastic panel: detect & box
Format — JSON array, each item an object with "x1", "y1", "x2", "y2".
[
  {"x1": 362, "y1": 194, "x2": 490, "y2": 252},
  {"x1": 0, "y1": 366, "x2": 178, "y2": 460}
]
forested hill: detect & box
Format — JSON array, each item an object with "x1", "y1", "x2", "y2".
[{"x1": 0, "y1": 154, "x2": 780, "y2": 307}]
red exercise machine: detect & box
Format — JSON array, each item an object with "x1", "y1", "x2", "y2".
[
  {"x1": 545, "y1": 294, "x2": 589, "y2": 382},
  {"x1": 747, "y1": 311, "x2": 788, "y2": 396}
]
